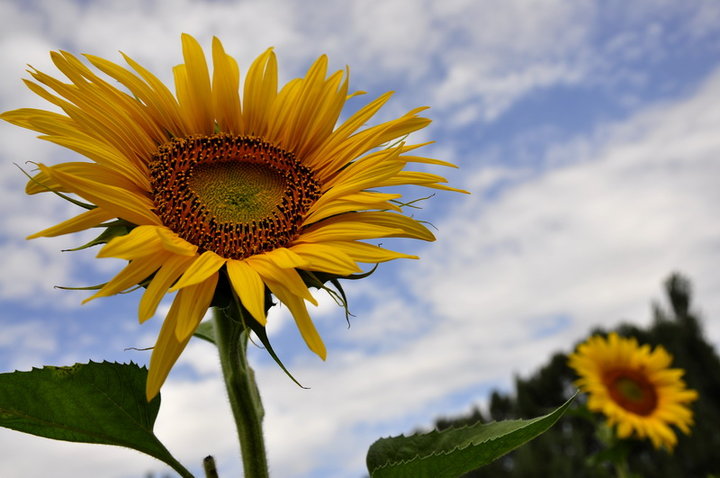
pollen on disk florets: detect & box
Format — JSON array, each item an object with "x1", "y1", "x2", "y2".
[{"x1": 149, "y1": 133, "x2": 321, "y2": 259}]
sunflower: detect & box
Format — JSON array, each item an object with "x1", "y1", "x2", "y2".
[
  {"x1": 2, "y1": 34, "x2": 464, "y2": 399},
  {"x1": 568, "y1": 332, "x2": 698, "y2": 450}
]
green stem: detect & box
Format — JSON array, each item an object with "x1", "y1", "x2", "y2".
[
  {"x1": 203, "y1": 455, "x2": 219, "y2": 478},
  {"x1": 614, "y1": 461, "x2": 629, "y2": 478},
  {"x1": 213, "y1": 305, "x2": 269, "y2": 478}
]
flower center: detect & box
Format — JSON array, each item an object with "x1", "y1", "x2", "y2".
[
  {"x1": 604, "y1": 368, "x2": 658, "y2": 416},
  {"x1": 149, "y1": 133, "x2": 321, "y2": 259},
  {"x1": 189, "y1": 162, "x2": 287, "y2": 223}
]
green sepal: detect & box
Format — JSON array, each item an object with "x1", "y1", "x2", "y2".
[
  {"x1": 206, "y1": 270, "x2": 304, "y2": 387},
  {"x1": 300, "y1": 271, "x2": 353, "y2": 325},
  {"x1": 63, "y1": 221, "x2": 134, "y2": 252},
  {"x1": 366, "y1": 393, "x2": 576, "y2": 478},
  {"x1": 341, "y1": 264, "x2": 379, "y2": 280},
  {"x1": 305, "y1": 264, "x2": 379, "y2": 285},
  {"x1": 390, "y1": 193, "x2": 436, "y2": 210},
  {"x1": 0, "y1": 361, "x2": 193, "y2": 477},
  {"x1": 54, "y1": 283, "x2": 107, "y2": 291},
  {"x1": 15, "y1": 163, "x2": 95, "y2": 210},
  {"x1": 235, "y1": 298, "x2": 308, "y2": 390}
]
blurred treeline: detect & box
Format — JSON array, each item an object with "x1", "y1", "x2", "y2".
[{"x1": 432, "y1": 273, "x2": 720, "y2": 477}]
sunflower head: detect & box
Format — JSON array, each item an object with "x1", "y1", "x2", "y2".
[
  {"x1": 568, "y1": 332, "x2": 698, "y2": 450},
  {"x1": 1, "y1": 34, "x2": 467, "y2": 399}
]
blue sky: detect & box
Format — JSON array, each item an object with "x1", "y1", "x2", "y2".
[{"x1": 1, "y1": 1, "x2": 719, "y2": 477}]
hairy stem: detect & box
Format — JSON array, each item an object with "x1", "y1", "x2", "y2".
[{"x1": 213, "y1": 305, "x2": 268, "y2": 478}]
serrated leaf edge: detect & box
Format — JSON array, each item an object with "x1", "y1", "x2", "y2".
[{"x1": 369, "y1": 393, "x2": 576, "y2": 473}]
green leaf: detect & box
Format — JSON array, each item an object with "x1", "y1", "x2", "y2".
[
  {"x1": 366, "y1": 393, "x2": 576, "y2": 478},
  {"x1": 193, "y1": 320, "x2": 216, "y2": 344},
  {"x1": 0, "y1": 361, "x2": 193, "y2": 477}
]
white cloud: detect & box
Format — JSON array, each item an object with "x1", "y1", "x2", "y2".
[
  {"x1": 417, "y1": 63, "x2": 720, "y2": 358},
  {"x1": 152, "y1": 374, "x2": 241, "y2": 477},
  {"x1": 0, "y1": 321, "x2": 58, "y2": 370},
  {"x1": 0, "y1": 429, "x2": 162, "y2": 478},
  {"x1": 429, "y1": 0, "x2": 594, "y2": 122}
]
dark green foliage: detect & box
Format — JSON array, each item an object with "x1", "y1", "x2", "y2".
[
  {"x1": 432, "y1": 273, "x2": 720, "y2": 477},
  {"x1": 0, "y1": 361, "x2": 192, "y2": 477},
  {"x1": 367, "y1": 395, "x2": 575, "y2": 478}
]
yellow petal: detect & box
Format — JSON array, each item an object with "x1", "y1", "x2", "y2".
[
  {"x1": 27, "y1": 207, "x2": 115, "y2": 239},
  {"x1": 265, "y1": 279, "x2": 326, "y2": 360},
  {"x1": 32, "y1": 160, "x2": 146, "y2": 197},
  {"x1": 377, "y1": 171, "x2": 469, "y2": 193},
  {"x1": 174, "y1": 272, "x2": 219, "y2": 341},
  {"x1": 262, "y1": 247, "x2": 309, "y2": 269},
  {"x1": 170, "y1": 250, "x2": 226, "y2": 292},
  {"x1": 29, "y1": 65, "x2": 157, "y2": 163},
  {"x1": 298, "y1": 221, "x2": 404, "y2": 243},
  {"x1": 243, "y1": 48, "x2": 277, "y2": 135},
  {"x1": 146, "y1": 299, "x2": 186, "y2": 400},
  {"x1": 402, "y1": 153, "x2": 459, "y2": 169},
  {"x1": 176, "y1": 33, "x2": 214, "y2": 133},
  {"x1": 304, "y1": 191, "x2": 401, "y2": 224},
  {"x1": 318, "y1": 241, "x2": 418, "y2": 264},
  {"x1": 305, "y1": 211, "x2": 435, "y2": 242},
  {"x1": 118, "y1": 52, "x2": 187, "y2": 136},
  {"x1": 1, "y1": 107, "x2": 76, "y2": 136},
  {"x1": 270, "y1": 54, "x2": 329, "y2": 150},
  {"x1": 314, "y1": 112, "x2": 431, "y2": 180},
  {"x1": 25, "y1": 170, "x2": 67, "y2": 195},
  {"x1": 226, "y1": 260, "x2": 267, "y2": 325},
  {"x1": 304, "y1": 91, "x2": 393, "y2": 169},
  {"x1": 40, "y1": 164, "x2": 160, "y2": 226},
  {"x1": 50, "y1": 50, "x2": 168, "y2": 146},
  {"x1": 266, "y1": 78, "x2": 303, "y2": 144},
  {"x1": 289, "y1": 243, "x2": 361, "y2": 275},
  {"x1": 309, "y1": 153, "x2": 406, "y2": 214},
  {"x1": 246, "y1": 255, "x2": 317, "y2": 306},
  {"x1": 211, "y1": 36, "x2": 242, "y2": 133},
  {"x1": 41, "y1": 136, "x2": 150, "y2": 191},
  {"x1": 98, "y1": 225, "x2": 164, "y2": 259},
  {"x1": 21, "y1": 78, "x2": 73, "y2": 111},
  {"x1": 294, "y1": 68, "x2": 349, "y2": 158},
  {"x1": 156, "y1": 227, "x2": 198, "y2": 256},
  {"x1": 146, "y1": 282, "x2": 213, "y2": 400},
  {"x1": 84, "y1": 252, "x2": 169, "y2": 303},
  {"x1": 138, "y1": 254, "x2": 196, "y2": 322},
  {"x1": 86, "y1": 53, "x2": 186, "y2": 137},
  {"x1": 320, "y1": 146, "x2": 405, "y2": 192}
]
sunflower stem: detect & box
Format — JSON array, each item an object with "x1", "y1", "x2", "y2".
[
  {"x1": 213, "y1": 305, "x2": 269, "y2": 478},
  {"x1": 203, "y1": 455, "x2": 219, "y2": 478}
]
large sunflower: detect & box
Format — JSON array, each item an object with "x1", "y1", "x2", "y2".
[
  {"x1": 2, "y1": 34, "x2": 464, "y2": 399},
  {"x1": 568, "y1": 333, "x2": 698, "y2": 450}
]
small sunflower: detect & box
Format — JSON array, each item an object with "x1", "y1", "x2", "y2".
[
  {"x1": 568, "y1": 332, "x2": 698, "y2": 450},
  {"x1": 2, "y1": 34, "x2": 464, "y2": 399}
]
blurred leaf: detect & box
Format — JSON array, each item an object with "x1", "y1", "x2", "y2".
[
  {"x1": 0, "y1": 361, "x2": 193, "y2": 477},
  {"x1": 366, "y1": 393, "x2": 576, "y2": 478}
]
